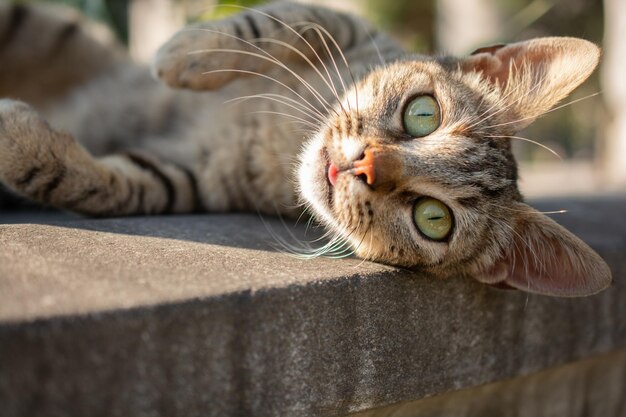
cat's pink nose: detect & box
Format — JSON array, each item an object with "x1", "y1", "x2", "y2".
[{"x1": 349, "y1": 148, "x2": 376, "y2": 186}]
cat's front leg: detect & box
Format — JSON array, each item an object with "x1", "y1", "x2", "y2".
[{"x1": 0, "y1": 100, "x2": 201, "y2": 216}]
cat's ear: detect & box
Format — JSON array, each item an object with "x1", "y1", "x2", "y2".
[
  {"x1": 473, "y1": 203, "x2": 612, "y2": 297},
  {"x1": 460, "y1": 37, "x2": 600, "y2": 131}
]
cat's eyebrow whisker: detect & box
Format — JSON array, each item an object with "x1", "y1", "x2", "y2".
[
  {"x1": 292, "y1": 25, "x2": 348, "y2": 115},
  {"x1": 252, "y1": 92, "x2": 326, "y2": 120},
  {"x1": 193, "y1": 5, "x2": 359, "y2": 118},
  {"x1": 203, "y1": 68, "x2": 324, "y2": 117},
  {"x1": 361, "y1": 19, "x2": 384, "y2": 66},
  {"x1": 250, "y1": 36, "x2": 346, "y2": 116},
  {"x1": 188, "y1": 22, "x2": 335, "y2": 116},
  {"x1": 227, "y1": 93, "x2": 324, "y2": 123},
  {"x1": 192, "y1": 49, "x2": 336, "y2": 116},
  {"x1": 486, "y1": 134, "x2": 563, "y2": 160},
  {"x1": 188, "y1": 28, "x2": 330, "y2": 117},
  {"x1": 486, "y1": 91, "x2": 602, "y2": 130},
  {"x1": 292, "y1": 23, "x2": 352, "y2": 115},
  {"x1": 230, "y1": 100, "x2": 321, "y2": 128},
  {"x1": 247, "y1": 110, "x2": 319, "y2": 129},
  {"x1": 296, "y1": 22, "x2": 360, "y2": 117},
  {"x1": 210, "y1": 5, "x2": 346, "y2": 117},
  {"x1": 484, "y1": 201, "x2": 568, "y2": 215},
  {"x1": 280, "y1": 124, "x2": 316, "y2": 136}
]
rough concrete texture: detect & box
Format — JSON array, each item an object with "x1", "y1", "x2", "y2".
[
  {"x1": 350, "y1": 348, "x2": 626, "y2": 417},
  {"x1": 0, "y1": 197, "x2": 625, "y2": 417}
]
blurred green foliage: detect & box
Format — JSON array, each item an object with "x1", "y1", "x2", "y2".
[
  {"x1": 365, "y1": 0, "x2": 435, "y2": 52},
  {"x1": 193, "y1": 0, "x2": 267, "y2": 22}
]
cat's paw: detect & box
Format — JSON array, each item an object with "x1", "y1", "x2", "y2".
[
  {"x1": 153, "y1": 22, "x2": 242, "y2": 90},
  {"x1": 0, "y1": 100, "x2": 70, "y2": 197},
  {"x1": 153, "y1": 9, "x2": 290, "y2": 91}
]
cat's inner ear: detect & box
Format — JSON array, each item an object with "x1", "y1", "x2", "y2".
[
  {"x1": 460, "y1": 37, "x2": 600, "y2": 131},
  {"x1": 473, "y1": 203, "x2": 612, "y2": 297}
]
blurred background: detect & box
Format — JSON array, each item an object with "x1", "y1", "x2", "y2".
[{"x1": 36, "y1": 0, "x2": 626, "y2": 198}]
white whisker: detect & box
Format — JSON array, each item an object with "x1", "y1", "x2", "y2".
[
  {"x1": 192, "y1": 48, "x2": 336, "y2": 114},
  {"x1": 486, "y1": 134, "x2": 563, "y2": 160},
  {"x1": 185, "y1": 27, "x2": 331, "y2": 117},
  {"x1": 248, "y1": 110, "x2": 318, "y2": 129},
  {"x1": 486, "y1": 91, "x2": 601, "y2": 130},
  {"x1": 296, "y1": 22, "x2": 360, "y2": 117},
  {"x1": 227, "y1": 93, "x2": 324, "y2": 123}
]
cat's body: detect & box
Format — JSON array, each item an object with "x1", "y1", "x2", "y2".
[{"x1": 0, "y1": 2, "x2": 612, "y2": 296}]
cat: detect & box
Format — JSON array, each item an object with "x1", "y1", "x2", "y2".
[{"x1": 0, "y1": 1, "x2": 611, "y2": 297}]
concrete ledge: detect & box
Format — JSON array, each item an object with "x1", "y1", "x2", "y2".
[
  {"x1": 350, "y1": 348, "x2": 626, "y2": 417},
  {"x1": 0, "y1": 197, "x2": 625, "y2": 417}
]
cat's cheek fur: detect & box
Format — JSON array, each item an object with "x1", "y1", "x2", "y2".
[{"x1": 297, "y1": 133, "x2": 338, "y2": 229}]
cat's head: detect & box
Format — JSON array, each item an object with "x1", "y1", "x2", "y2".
[{"x1": 297, "y1": 37, "x2": 612, "y2": 297}]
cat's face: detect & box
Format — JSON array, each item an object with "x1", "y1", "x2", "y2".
[
  {"x1": 299, "y1": 59, "x2": 518, "y2": 270},
  {"x1": 298, "y1": 37, "x2": 612, "y2": 297}
]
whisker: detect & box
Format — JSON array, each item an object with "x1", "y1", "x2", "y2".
[
  {"x1": 354, "y1": 223, "x2": 374, "y2": 269},
  {"x1": 250, "y1": 37, "x2": 345, "y2": 114},
  {"x1": 296, "y1": 22, "x2": 360, "y2": 117},
  {"x1": 248, "y1": 110, "x2": 318, "y2": 129},
  {"x1": 474, "y1": 206, "x2": 544, "y2": 281},
  {"x1": 201, "y1": 68, "x2": 323, "y2": 116},
  {"x1": 361, "y1": 20, "x2": 384, "y2": 66},
  {"x1": 291, "y1": 23, "x2": 350, "y2": 113},
  {"x1": 464, "y1": 63, "x2": 544, "y2": 132},
  {"x1": 251, "y1": 92, "x2": 326, "y2": 120},
  {"x1": 185, "y1": 27, "x2": 329, "y2": 117},
  {"x1": 484, "y1": 201, "x2": 568, "y2": 215},
  {"x1": 227, "y1": 93, "x2": 324, "y2": 123},
  {"x1": 464, "y1": 60, "x2": 545, "y2": 132},
  {"x1": 191, "y1": 48, "x2": 336, "y2": 114},
  {"x1": 207, "y1": 5, "x2": 347, "y2": 117},
  {"x1": 486, "y1": 134, "x2": 563, "y2": 160},
  {"x1": 486, "y1": 91, "x2": 601, "y2": 130}
]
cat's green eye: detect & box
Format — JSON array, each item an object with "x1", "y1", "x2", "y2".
[
  {"x1": 413, "y1": 197, "x2": 453, "y2": 241},
  {"x1": 403, "y1": 95, "x2": 441, "y2": 137}
]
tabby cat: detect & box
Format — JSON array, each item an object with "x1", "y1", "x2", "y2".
[{"x1": 0, "y1": 1, "x2": 611, "y2": 296}]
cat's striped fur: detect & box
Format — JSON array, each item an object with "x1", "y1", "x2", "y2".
[{"x1": 0, "y1": 1, "x2": 611, "y2": 296}]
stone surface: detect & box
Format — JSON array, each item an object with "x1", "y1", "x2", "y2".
[
  {"x1": 350, "y1": 348, "x2": 626, "y2": 417},
  {"x1": 0, "y1": 197, "x2": 625, "y2": 417}
]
